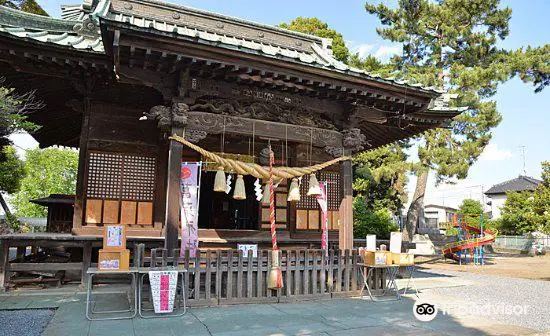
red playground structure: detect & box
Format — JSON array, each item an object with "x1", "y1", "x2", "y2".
[{"x1": 442, "y1": 214, "x2": 496, "y2": 264}]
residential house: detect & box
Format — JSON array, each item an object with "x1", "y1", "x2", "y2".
[{"x1": 485, "y1": 176, "x2": 542, "y2": 219}]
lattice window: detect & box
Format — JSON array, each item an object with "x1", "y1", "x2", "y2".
[
  {"x1": 86, "y1": 152, "x2": 156, "y2": 201},
  {"x1": 87, "y1": 153, "x2": 123, "y2": 199},
  {"x1": 296, "y1": 172, "x2": 341, "y2": 211},
  {"x1": 319, "y1": 172, "x2": 341, "y2": 211},
  {"x1": 121, "y1": 155, "x2": 156, "y2": 201}
]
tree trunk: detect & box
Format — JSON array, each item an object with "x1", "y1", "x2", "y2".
[
  {"x1": 0, "y1": 194, "x2": 11, "y2": 216},
  {"x1": 404, "y1": 168, "x2": 429, "y2": 241}
]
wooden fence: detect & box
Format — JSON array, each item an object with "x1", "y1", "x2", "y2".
[{"x1": 134, "y1": 246, "x2": 384, "y2": 306}]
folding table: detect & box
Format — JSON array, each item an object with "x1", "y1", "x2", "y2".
[{"x1": 85, "y1": 267, "x2": 138, "y2": 321}]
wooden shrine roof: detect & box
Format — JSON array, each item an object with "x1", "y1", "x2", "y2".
[
  {"x1": 0, "y1": 0, "x2": 466, "y2": 149},
  {"x1": 0, "y1": 0, "x2": 445, "y2": 94}
]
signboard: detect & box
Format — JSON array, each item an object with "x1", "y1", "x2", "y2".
[
  {"x1": 390, "y1": 232, "x2": 403, "y2": 254},
  {"x1": 180, "y1": 162, "x2": 201, "y2": 258},
  {"x1": 316, "y1": 182, "x2": 329, "y2": 254},
  {"x1": 149, "y1": 270, "x2": 178, "y2": 313},
  {"x1": 99, "y1": 259, "x2": 119, "y2": 270},
  {"x1": 106, "y1": 225, "x2": 124, "y2": 248},
  {"x1": 237, "y1": 244, "x2": 258, "y2": 258},
  {"x1": 366, "y1": 235, "x2": 376, "y2": 252}
]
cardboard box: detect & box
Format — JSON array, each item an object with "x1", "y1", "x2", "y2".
[
  {"x1": 363, "y1": 251, "x2": 392, "y2": 266},
  {"x1": 98, "y1": 249, "x2": 130, "y2": 271},
  {"x1": 391, "y1": 253, "x2": 414, "y2": 265}
]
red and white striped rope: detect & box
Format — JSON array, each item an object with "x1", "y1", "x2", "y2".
[{"x1": 269, "y1": 145, "x2": 278, "y2": 251}]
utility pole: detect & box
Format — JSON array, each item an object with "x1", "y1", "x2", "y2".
[{"x1": 519, "y1": 145, "x2": 527, "y2": 175}]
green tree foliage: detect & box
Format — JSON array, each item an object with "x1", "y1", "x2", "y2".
[
  {"x1": 458, "y1": 198, "x2": 487, "y2": 225},
  {"x1": 0, "y1": 0, "x2": 48, "y2": 15},
  {"x1": 353, "y1": 197, "x2": 398, "y2": 239},
  {"x1": 365, "y1": 0, "x2": 549, "y2": 240},
  {"x1": 353, "y1": 144, "x2": 410, "y2": 214},
  {"x1": 497, "y1": 162, "x2": 550, "y2": 235},
  {"x1": 498, "y1": 191, "x2": 536, "y2": 235},
  {"x1": 533, "y1": 162, "x2": 550, "y2": 234},
  {"x1": 0, "y1": 146, "x2": 25, "y2": 216},
  {"x1": 11, "y1": 147, "x2": 78, "y2": 217},
  {"x1": 0, "y1": 146, "x2": 25, "y2": 194},
  {"x1": 459, "y1": 199, "x2": 483, "y2": 216},
  {"x1": 277, "y1": 17, "x2": 350, "y2": 63},
  {"x1": 280, "y1": 17, "x2": 405, "y2": 238},
  {"x1": 1, "y1": 78, "x2": 41, "y2": 215},
  {"x1": 0, "y1": 84, "x2": 41, "y2": 147}
]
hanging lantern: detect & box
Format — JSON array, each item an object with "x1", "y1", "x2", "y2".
[
  {"x1": 261, "y1": 183, "x2": 270, "y2": 205},
  {"x1": 287, "y1": 178, "x2": 300, "y2": 202},
  {"x1": 213, "y1": 167, "x2": 226, "y2": 192},
  {"x1": 307, "y1": 173, "x2": 321, "y2": 196},
  {"x1": 233, "y1": 174, "x2": 246, "y2": 200}
]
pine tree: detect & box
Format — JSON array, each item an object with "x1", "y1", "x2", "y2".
[
  {"x1": 0, "y1": 0, "x2": 48, "y2": 15},
  {"x1": 365, "y1": 0, "x2": 549, "y2": 240}
]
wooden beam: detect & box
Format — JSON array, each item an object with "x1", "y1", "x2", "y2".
[{"x1": 186, "y1": 111, "x2": 343, "y2": 148}]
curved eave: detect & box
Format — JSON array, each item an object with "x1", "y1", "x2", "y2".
[{"x1": 101, "y1": 17, "x2": 440, "y2": 99}]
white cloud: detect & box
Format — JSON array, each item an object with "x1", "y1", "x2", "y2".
[
  {"x1": 354, "y1": 43, "x2": 375, "y2": 58},
  {"x1": 374, "y1": 44, "x2": 402, "y2": 60},
  {"x1": 479, "y1": 143, "x2": 513, "y2": 161}
]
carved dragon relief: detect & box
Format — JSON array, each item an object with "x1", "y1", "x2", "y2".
[
  {"x1": 146, "y1": 102, "x2": 189, "y2": 132},
  {"x1": 342, "y1": 128, "x2": 368, "y2": 153},
  {"x1": 188, "y1": 97, "x2": 338, "y2": 131}
]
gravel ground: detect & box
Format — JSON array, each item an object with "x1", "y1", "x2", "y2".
[
  {"x1": 419, "y1": 268, "x2": 550, "y2": 332},
  {"x1": 0, "y1": 309, "x2": 55, "y2": 336}
]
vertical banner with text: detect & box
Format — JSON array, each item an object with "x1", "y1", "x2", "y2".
[
  {"x1": 316, "y1": 181, "x2": 329, "y2": 255},
  {"x1": 180, "y1": 162, "x2": 201, "y2": 258}
]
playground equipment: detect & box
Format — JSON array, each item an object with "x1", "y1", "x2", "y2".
[{"x1": 442, "y1": 214, "x2": 496, "y2": 265}]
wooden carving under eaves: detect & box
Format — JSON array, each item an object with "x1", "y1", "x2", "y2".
[
  {"x1": 342, "y1": 128, "x2": 368, "y2": 153},
  {"x1": 189, "y1": 97, "x2": 338, "y2": 130},
  {"x1": 146, "y1": 102, "x2": 189, "y2": 132}
]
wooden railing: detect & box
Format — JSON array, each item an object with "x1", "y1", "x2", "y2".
[{"x1": 134, "y1": 246, "x2": 380, "y2": 306}]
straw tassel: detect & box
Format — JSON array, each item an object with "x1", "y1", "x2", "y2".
[
  {"x1": 307, "y1": 173, "x2": 322, "y2": 196},
  {"x1": 213, "y1": 167, "x2": 226, "y2": 192},
  {"x1": 287, "y1": 178, "x2": 300, "y2": 202},
  {"x1": 233, "y1": 174, "x2": 246, "y2": 200}
]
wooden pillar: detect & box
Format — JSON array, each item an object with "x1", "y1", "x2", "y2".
[
  {"x1": 0, "y1": 240, "x2": 10, "y2": 292},
  {"x1": 81, "y1": 241, "x2": 92, "y2": 287},
  {"x1": 339, "y1": 160, "x2": 353, "y2": 251},
  {"x1": 164, "y1": 127, "x2": 183, "y2": 254},
  {"x1": 72, "y1": 98, "x2": 91, "y2": 232}
]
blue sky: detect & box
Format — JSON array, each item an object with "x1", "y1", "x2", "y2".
[{"x1": 23, "y1": 0, "x2": 549, "y2": 209}]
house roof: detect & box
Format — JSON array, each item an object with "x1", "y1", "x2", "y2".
[
  {"x1": 30, "y1": 194, "x2": 75, "y2": 206},
  {"x1": 0, "y1": 0, "x2": 451, "y2": 95},
  {"x1": 485, "y1": 175, "x2": 543, "y2": 195},
  {"x1": 424, "y1": 204, "x2": 458, "y2": 211}
]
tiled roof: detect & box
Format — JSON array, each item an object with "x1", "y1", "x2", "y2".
[
  {"x1": 485, "y1": 176, "x2": 543, "y2": 195},
  {"x1": 1, "y1": 0, "x2": 448, "y2": 95},
  {"x1": 0, "y1": 5, "x2": 104, "y2": 53},
  {"x1": 103, "y1": 0, "x2": 445, "y2": 94}
]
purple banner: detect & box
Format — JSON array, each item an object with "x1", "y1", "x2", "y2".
[{"x1": 180, "y1": 162, "x2": 201, "y2": 257}]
